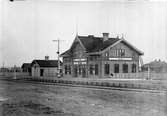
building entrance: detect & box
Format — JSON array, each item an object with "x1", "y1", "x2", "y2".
[{"x1": 73, "y1": 64, "x2": 86, "y2": 78}]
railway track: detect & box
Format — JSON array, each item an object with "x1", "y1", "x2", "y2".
[{"x1": 1, "y1": 78, "x2": 165, "y2": 93}]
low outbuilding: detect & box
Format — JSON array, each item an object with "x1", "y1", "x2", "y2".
[
  {"x1": 21, "y1": 63, "x2": 31, "y2": 75},
  {"x1": 31, "y1": 56, "x2": 62, "y2": 77}
]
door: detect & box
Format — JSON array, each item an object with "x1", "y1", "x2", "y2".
[{"x1": 40, "y1": 69, "x2": 44, "y2": 76}]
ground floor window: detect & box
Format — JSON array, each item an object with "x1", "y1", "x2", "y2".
[
  {"x1": 79, "y1": 65, "x2": 82, "y2": 75},
  {"x1": 95, "y1": 64, "x2": 98, "y2": 75},
  {"x1": 68, "y1": 65, "x2": 71, "y2": 74},
  {"x1": 114, "y1": 64, "x2": 119, "y2": 73},
  {"x1": 64, "y1": 65, "x2": 67, "y2": 74},
  {"x1": 82, "y1": 65, "x2": 86, "y2": 77},
  {"x1": 74, "y1": 66, "x2": 78, "y2": 77},
  {"x1": 104, "y1": 63, "x2": 110, "y2": 75},
  {"x1": 132, "y1": 64, "x2": 136, "y2": 73},
  {"x1": 64, "y1": 65, "x2": 71, "y2": 75},
  {"x1": 123, "y1": 64, "x2": 128, "y2": 73},
  {"x1": 89, "y1": 64, "x2": 94, "y2": 75}
]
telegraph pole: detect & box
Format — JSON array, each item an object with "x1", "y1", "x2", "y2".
[
  {"x1": 147, "y1": 65, "x2": 150, "y2": 80},
  {"x1": 53, "y1": 38, "x2": 61, "y2": 77}
]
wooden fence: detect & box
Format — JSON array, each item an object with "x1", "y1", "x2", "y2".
[
  {"x1": 113, "y1": 72, "x2": 167, "y2": 80},
  {"x1": 1, "y1": 72, "x2": 167, "y2": 80}
]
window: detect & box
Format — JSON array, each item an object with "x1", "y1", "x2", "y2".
[
  {"x1": 89, "y1": 57, "x2": 93, "y2": 61},
  {"x1": 89, "y1": 64, "x2": 94, "y2": 75},
  {"x1": 120, "y1": 49, "x2": 125, "y2": 56},
  {"x1": 117, "y1": 50, "x2": 118, "y2": 56},
  {"x1": 123, "y1": 64, "x2": 128, "y2": 73},
  {"x1": 104, "y1": 63, "x2": 110, "y2": 75},
  {"x1": 105, "y1": 52, "x2": 109, "y2": 57},
  {"x1": 68, "y1": 65, "x2": 71, "y2": 74},
  {"x1": 105, "y1": 52, "x2": 109, "y2": 59},
  {"x1": 114, "y1": 49, "x2": 125, "y2": 57},
  {"x1": 132, "y1": 64, "x2": 136, "y2": 73},
  {"x1": 64, "y1": 58, "x2": 71, "y2": 62},
  {"x1": 79, "y1": 65, "x2": 82, "y2": 75},
  {"x1": 64, "y1": 65, "x2": 67, "y2": 74},
  {"x1": 114, "y1": 64, "x2": 119, "y2": 73},
  {"x1": 64, "y1": 65, "x2": 71, "y2": 75},
  {"x1": 95, "y1": 64, "x2": 98, "y2": 75}
]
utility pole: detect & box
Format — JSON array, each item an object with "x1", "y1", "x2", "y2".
[
  {"x1": 53, "y1": 38, "x2": 62, "y2": 77},
  {"x1": 147, "y1": 65, "x2": 150, "y2": 80}
]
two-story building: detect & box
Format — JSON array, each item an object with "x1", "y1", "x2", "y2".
[{"x1": 61, "y1": 33, "x2": 144, "y2": 78}]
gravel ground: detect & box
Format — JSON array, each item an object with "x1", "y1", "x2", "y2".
[{"x1": 0, "y1": 79, "x2": 167, "y2": 116}]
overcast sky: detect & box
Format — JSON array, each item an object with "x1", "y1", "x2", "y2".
[{"x1": 0, "y1": 0, "x2": 167, "y2": 67}]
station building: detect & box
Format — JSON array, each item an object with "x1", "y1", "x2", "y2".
[{"x1": 61, "y1": 33, "x2": 144, "y2": 78}]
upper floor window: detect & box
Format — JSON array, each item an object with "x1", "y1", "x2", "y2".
[
  {"x1": 120, "y1": 49, "x2": 125, "y2": 56},
  {"x1": 105, "y1": 52, "x2": 109, "y2": 57},
  {"x1": 64, "y1": 58, "x2": 71, "y2": 62},
  {"x1": 89, "y1": 56, "x2": 99, "y2": 61},
  {"x1": 113, "y1": 49, "x2": 125, "y2": 57}
]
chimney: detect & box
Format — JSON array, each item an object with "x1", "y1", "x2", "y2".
[
  {"x1": 45, "y1": 56, "x2": 49, "y2": 60},
  {"x1": 102, "y1": 33, "x2": 109, "y2": 41}
]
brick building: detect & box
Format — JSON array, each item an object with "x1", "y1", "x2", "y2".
[{"x1": 61, "y1": 33, "x2": 143, "y2": 78}]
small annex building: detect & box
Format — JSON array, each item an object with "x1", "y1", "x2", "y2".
[
  {"x1": 21, "y1": 63, "x2": 31, "y2": 75},
  {"x1": 31, "y1": 56, "x2": 61, "y2": 77},
  {"x1": 61, "y1": 33, "x2": 144, "y2": 78},
  {"x1": 142, "y1": 60, "x2": 167, "y2": 73}
]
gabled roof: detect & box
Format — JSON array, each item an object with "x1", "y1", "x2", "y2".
[
  {"x1": 78, "y1": 35, "x2": 120, "y2": 52},
  {"x1": 60, "y1": 49, "x2": 71, "y2": 57},
  {"x1": 21, "y1": 63, "x2": 31, "y2": 69},
  {"x1": 31, "y1": 60, "x2": 62, "y2": 67},
  {"x1": 61, "y1": 34, "x2": 143, "y2": 56},
  {"x1": 143, "y1": 60, "x2": 167, "y2": 68}
]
